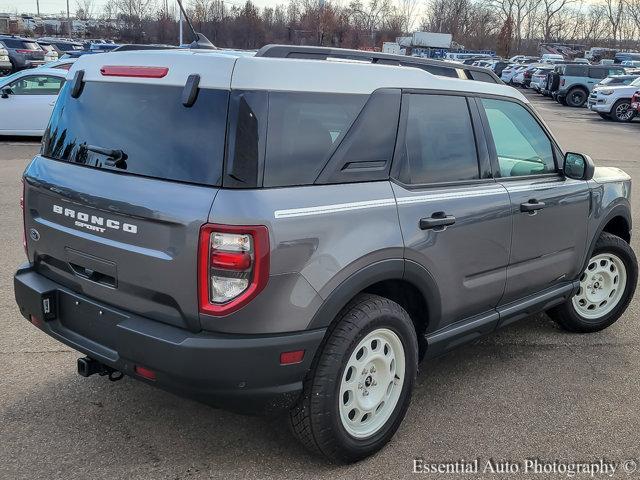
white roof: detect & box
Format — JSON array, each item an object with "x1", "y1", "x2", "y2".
[{"x1": 67, "y1": 49, "x2": 528, "y2": 103}]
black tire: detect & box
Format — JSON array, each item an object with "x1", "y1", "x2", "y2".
[
  {"x1": 611, "y1": 99, "x2": 636, "y2": 122},
  {"x1": 598, "y1": 112, "x2": 611, "y2": 120},
  {"x1": 558, "y1": 96, "x2": 568, "y2": 106},
  {"x1": 566, "y1": 87, "x2": 588, "y2": 107},
  {"x1": 548, "y1": 232, "x2": 638, "y2": 333},
  {"x1": 289, "y1": 293, "x2": 418, "y2": 464}
]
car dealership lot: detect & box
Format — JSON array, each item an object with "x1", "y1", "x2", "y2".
[{"x1": 1, "y1": 93, "x2": 640, "y2": 479}]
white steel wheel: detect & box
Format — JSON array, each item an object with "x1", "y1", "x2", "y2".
[
  {"x1": 572, "y1": 253, "x2": 627, "y2": 320},
  {"x1": 338, "y1": 328, "x2": 406, "y2": 439}
]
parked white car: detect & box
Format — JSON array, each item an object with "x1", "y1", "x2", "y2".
[
  {"x1": 587, "y1": 76, "x2": 640, "y2": 122},
  {"x1": 0, "y1": 68, "x2": 65, "y2": 136},
  {"x1": 500, "y1": 64, "x2": 526, "y2": 83},
  {"x1": 0, "y1": 45, "x2": 11, "y2": 74},
  {"x1": 530, "y1": 66, "x2": 554, "y2": 91}
]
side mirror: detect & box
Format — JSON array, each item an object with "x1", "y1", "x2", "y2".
[
  {"x1": 563, "y1": 152, "x2": 595, "y2": 181},
  {"x1": 1, "y1": 87, "x2": 11, "y2": 99}
]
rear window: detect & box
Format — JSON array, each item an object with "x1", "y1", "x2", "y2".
[
  {"x1": 2, "y1": 39, "x2": 40, "y2": 50},
  {"x1": 42, "y1": 82, "x2": 228, "y2": 186}
]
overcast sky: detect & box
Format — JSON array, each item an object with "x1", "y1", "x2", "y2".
[{"x1": 0, "y1": 0, "x2": 278, "y2": 15}]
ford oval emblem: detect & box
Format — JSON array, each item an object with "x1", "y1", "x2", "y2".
[{"x1": 29, "y1": 228, "x2": 40, "y2": 241}]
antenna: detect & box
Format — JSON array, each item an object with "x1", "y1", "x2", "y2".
[{"x1": 176, "y1": 0, "x2": 217, "y2": 49}]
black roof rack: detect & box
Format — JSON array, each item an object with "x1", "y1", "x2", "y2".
[{"x1": 255, "y1": 44, "x2": 503, "y2": 84}]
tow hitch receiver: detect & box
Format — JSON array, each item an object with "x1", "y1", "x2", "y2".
[{"x1": 77, "y1": 357, "x2": 123, "y2": 381}]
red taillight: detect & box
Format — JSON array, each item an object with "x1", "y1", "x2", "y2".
[
  {"x1": 280, "y1": 350, "x2": 305, "y2": 365},
  {"x1": 560, "y1": 79, "x2": 565, "y2": 86},
  {"x1": 21, "y1": 178, "x2": 27, "y2": 258},
  {"x1": 100, "y1": 65, "x2": 169, "y2": 78},
  {"x1": 16, "y1": 49, "x2": 35, "y2": 54},
  {"x1": 134, "y1": 365, "x2": 156, "y2": 380},
  {"x1": 198, "y1": 224, "x2": 269, "y2": 316}
]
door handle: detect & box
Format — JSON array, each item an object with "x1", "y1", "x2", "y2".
[
  {"x1": 419, "y1": 213, "x2": 456, "y2": 230},
  {"x1": 520, "y1": 200, "x2": 546, "y2": 213}
]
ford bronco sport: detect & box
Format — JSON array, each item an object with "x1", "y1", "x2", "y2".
[{"x1": 14, "y1": 46, "x2": 638, "y2": 464}]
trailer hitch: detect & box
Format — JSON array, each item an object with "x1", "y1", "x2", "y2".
[{"x1": 77, "y1": 357, "x2": 123, "y2": 382}]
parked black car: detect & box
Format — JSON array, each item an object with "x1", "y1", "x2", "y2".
[{"x1": 37, "y1": 38, "x2": 84, "y2": 56}]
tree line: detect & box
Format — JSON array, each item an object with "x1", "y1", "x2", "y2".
[{"x1": 68, "y1": 0, "x2": 640, "y2": 56}]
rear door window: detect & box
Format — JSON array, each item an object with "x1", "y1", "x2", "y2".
[
  {"x1": 397, "y1": 94, "x2": 479, "y2": 184},
  {"x1": 42, "y1": 82, "x2": 228, "y2": 186},
  {"x1": 263, "y1": 92, "x2": 366, "y2": 187},
  {"x1": 589, "y1": 68, "x2": 608, "y2": 79}
]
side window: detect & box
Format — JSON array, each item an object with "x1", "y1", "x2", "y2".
[
  {"x1": 9, "y1": 75, "x2": 64, "y2": 95},
  {"x1": 398, "y1": 94, "x2": 479, "y2": 184},
  {"x1": 264, "y1": 92, "x2": 366, "y2": 187},
  {"x1": 467, "y1": 70, "x2": 497, "y2": 83},
  {"x1": 481, "y1": 98, "x2": 555, "y2": 177},
  {"x1": 589, "y1": 68, "x2": 607, "y2": 79}
]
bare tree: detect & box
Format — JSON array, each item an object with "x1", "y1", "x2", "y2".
[
  {"x1": 76, "y1": 0, "x2": 94, "y2": 20},
  {"x1": 541, "y1": 0, "x2": 575, "y2": 41},
  {"x1": 604, "y1": 0, "x2": 626, "y2": 47},
  {"x1": 398, "y1": 0, "x2": 419, "y2": 32}
]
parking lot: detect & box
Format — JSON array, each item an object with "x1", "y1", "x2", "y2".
[{"x1": 1, "y1": 91, "x2": 639, "y2": 479}]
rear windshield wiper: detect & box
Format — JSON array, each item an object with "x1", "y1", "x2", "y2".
[{"x1": 80, "y1": 144, "x2": 128, "y2": 170}]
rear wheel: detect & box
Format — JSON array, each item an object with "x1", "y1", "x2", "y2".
[
  {"x1": 289, "y1": 294, "x2": 418, "y2": 464},
  {"x1": 548, "y1": 233, "x2": 637, "y2": 333},
  {"x1": 566, "y1": 87, "x2": 588, "y2": 107},
  {"x1": 611, "y1": 99, "x2": 636, "y2": 122}
]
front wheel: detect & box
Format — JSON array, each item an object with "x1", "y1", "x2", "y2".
[
  {"x1": 611, "y1": 99, "x2": 636, "y2": 122},
  {"x1": 548, "y1": 233, "x2": 637, "y2": 333},
  {"x1": 289, "y1": 294, "x2": 418, "y2": 463}
]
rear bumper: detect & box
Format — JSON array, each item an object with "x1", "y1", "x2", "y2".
[{"x1": 14, "y1": 264, "x2": 325, "y2": 414}]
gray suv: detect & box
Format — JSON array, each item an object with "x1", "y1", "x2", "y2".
[
  {"x1": 13, "y1": 47, "x2": 638, "y2": 464},
  {"x1": 0, "y1": 35, "x2": 45, "y2": 71}
]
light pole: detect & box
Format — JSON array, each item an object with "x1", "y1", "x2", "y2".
[
  {"x1": 179, "y1": 6, "x2": 183, "y2": 45},
  {"x1": 66, "y1": 0, "x2": 71, "y2": 37}
]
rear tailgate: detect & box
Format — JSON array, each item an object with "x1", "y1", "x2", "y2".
[
  {"x1": 17, "y1": 40, "x2": 45, "y2": 62},
  {"x1": 24, "y1": 51, "x2": 236, "y2": 332}
]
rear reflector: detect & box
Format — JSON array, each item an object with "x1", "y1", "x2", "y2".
[
  {"x1": 134, "y1": 365, "x2": 156, "y2": 380},
  {"x1": 100, "y1": 66, "x2": 169, "y2": 78},
  {"x1": 280, "y1": 350, "x2": 305, "y2": 365},
  {"x1": 30, "y1": 314, "x2": 44, "y2": 328}
]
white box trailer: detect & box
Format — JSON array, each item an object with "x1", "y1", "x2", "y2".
[{"x1": 382, "y1": 42, "x2": 401, "y2": 55}]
